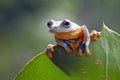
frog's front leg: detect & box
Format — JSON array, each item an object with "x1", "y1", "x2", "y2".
[
  {"x1": 55, "y1": 37, "x2": 72, "y2": 54},
  {"x1": 45, "y1": 44, "x2": 54, "y2": 58},
  {"x1": 77, "y1": 25, "x2": 91, "y2": 56},
  {"x1": 90, "y1": 30, "x2": 101, "y2": 40}
]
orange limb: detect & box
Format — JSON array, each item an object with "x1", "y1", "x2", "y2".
[
  {"x1": 64, "y1": 47, "x2": 72, "y2": 54},
  {"x1": 75, "y1": 28, "x2": 86, "y2": 48},
  {"x1": 47, "y1": 52, "x2": 53, "y2": 58},
  {"x1": 69, "y1": 43, "x2": 76, "y2": 50},
  {"x1": 74, "y1": 38, "x2": 82, "y2": 49}
]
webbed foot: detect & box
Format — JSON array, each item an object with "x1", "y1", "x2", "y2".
[
  {"x1": 77, "y1": 42, "x2": 91, "y2": 57},
  {"x1": 85, "y1": 48, "x2": 91, "y2": 56},
  {"x1": 45, "y1": 44, "x2": 54, "y2": 58},
  {"x1": 90, "y1": 30, "x2": 101, "y2": 40},
  {"x1": 77, "y1": 48, "x2": 82, "y2": 56}
]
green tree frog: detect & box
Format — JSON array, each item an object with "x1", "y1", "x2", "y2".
[{"x1": 45, "y1": 19, "x2": 101, "y2": 58}]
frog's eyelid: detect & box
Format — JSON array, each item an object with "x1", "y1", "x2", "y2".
[
  {"x1": 63, "y1": 19, "x2": 70, "y2": 22},
  {"x1": 62, "y1": 19, "x2": 70, "y2": 23},
  {"x1": 61, "y1": 20, "x2": 70, "y2": 28}
]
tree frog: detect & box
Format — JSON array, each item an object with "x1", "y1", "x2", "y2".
[{"x1": 45, "y1": 19, "x2": 101, "y2": 58}]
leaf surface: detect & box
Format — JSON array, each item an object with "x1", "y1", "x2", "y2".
[{"x1": 15, "y1": 24, "x2": 120, "y2": 80}]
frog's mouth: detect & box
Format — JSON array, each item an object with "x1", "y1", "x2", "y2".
[{"x1": 49, "y1": 27, "x2": 83, "y2": 39}]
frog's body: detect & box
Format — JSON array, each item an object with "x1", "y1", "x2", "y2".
[{"x1": 45, "y1": 19, "x2": 101, "y2": 58}]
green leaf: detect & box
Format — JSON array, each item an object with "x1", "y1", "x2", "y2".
[{"x1": 15, "y1": 24, "x2": 120, "y2": 80}]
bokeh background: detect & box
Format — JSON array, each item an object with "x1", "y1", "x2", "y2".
[{"x1": 0, "y1": 0, "x2": 120, "y2": 80}]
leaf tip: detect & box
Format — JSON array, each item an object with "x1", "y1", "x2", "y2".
[
  {"x1": 102, "y1": 22, "x2": 120, "y2": 36},
  {"x1": 102, "y1": 22, "x2": 112, "y2": 32}
]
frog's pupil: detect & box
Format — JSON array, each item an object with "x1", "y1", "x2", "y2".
[
  {"x1": 65, "y1": 22, "x2": 70, "y2": 26},
  {"x1": 47, "y1": 22, "x2": 50, "y2": 26}
]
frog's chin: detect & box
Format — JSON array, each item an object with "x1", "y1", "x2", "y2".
[
  {"x1": 49, "y1": 28, "x2": 83, "y2": 39},
  {"x1": 49, "y1": 30, "x2": 55, "y2": 33}
]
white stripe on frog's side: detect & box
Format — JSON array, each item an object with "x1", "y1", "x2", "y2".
[{"x1": 81, "y1": 25, "x2": 90, "y2": 48}]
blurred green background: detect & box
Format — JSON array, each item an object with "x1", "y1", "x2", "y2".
[{"x1": 0, "y1": 0, "x2": 120, "y2": 80}]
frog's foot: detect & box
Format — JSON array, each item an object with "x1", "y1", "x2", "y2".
[
  {"x1": 90, "y1": 30, "x2": 101, "y2": 40},
  {"x1": 85, "y1": 48, "x2": 91, "y2": 56},
  {"x1": 45, "y1": 44, "x2": 54, "y2": 58},
  {"x1": 77, "y1": 42, "x2": 91, "y2": 57},
  {"x1": 77, "y1": 48, "x2": 82, "y2": 56}
]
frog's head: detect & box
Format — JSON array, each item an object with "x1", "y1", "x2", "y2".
[{"x1": 47, "y1": 19, "x2": 82, "y2": 39}]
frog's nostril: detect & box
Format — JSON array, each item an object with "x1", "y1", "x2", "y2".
[{"x1": 47, "y1": 21, "x2": 53, "y2": 28}]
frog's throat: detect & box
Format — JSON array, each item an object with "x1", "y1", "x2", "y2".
[{"x1": 50, "y1": 27, "x2": 83, "y2": 39}]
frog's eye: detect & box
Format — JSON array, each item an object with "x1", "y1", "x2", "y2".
[
  {"x1": 47, "y1": 20, "x2": 53, "y2": 28},
  {"x1": 62, "y1": 20, "x2": 70, "y2": 28}
]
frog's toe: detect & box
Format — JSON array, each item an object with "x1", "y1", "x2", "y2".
[
  {"x1": 97, "y1": 32, "x2": 101, "y2": 37},
  {"x1": 47, "y1": 44, "x2": 54, "y2": 52},
  {"x1": 85, "y1": 48, "x2": 91, "y2": 56},
  {"x1": 90, "y1": 30, "x2": 101, "y2": 40},
  {"x1": 77, "y1": 48, "x2": 82, "y2": 56}
]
